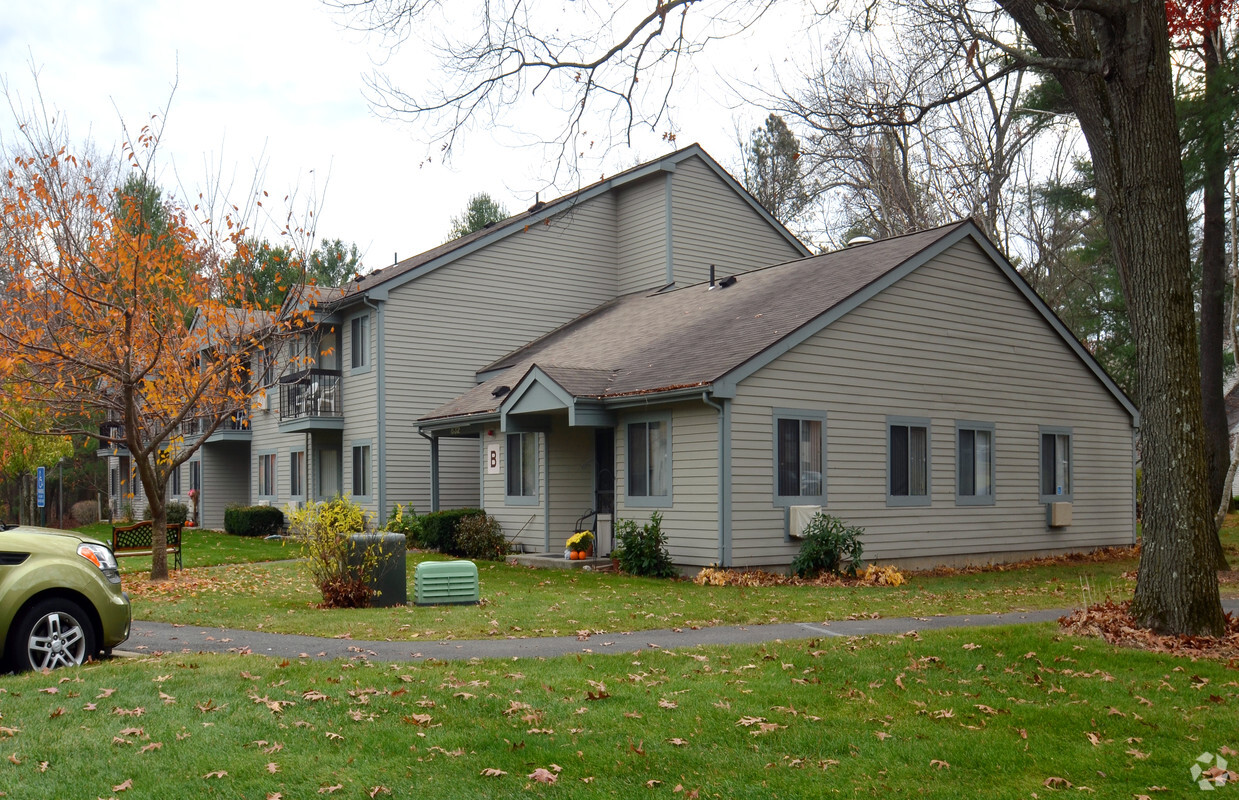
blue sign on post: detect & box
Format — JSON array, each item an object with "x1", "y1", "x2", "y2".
[{"x1": 36, "y1": 466, "x2": 46, "y2": 509}]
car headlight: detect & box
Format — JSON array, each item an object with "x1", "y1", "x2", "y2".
[{"x1": 79, "y1": 543, "x2": 122, "y2": 583}]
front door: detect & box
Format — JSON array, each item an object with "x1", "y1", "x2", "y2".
[
  {"x1": 318, "y1": 448, "x2": 340, "y2": 499},
  {"x1": 594, "y1": 428, "x2": 615, "y2": 553}
]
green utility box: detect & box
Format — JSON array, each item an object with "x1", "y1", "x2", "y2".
[
  {"x1": 414, "y1": 560, "x2": 480, "y2": 606},
  {"x1": 349, "y1": 533, "x2": 408, "y2": 607}
]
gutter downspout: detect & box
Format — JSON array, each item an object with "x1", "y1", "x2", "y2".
[
  {"x1": 701, "y1": 392, "x2": 731, "y2": 566},
  {"x1": 418, "y1": 429, "x2": 440, "y2": 512},
  {"x1": 362, "y1": 295, "x2": 387, "y2": 518}
]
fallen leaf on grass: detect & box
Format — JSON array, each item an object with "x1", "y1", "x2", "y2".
[
  {"x1": 658, "y1": 699, "x2": 678, "y2": 710},
  {"x1": 113, "y1": 778, "x2": 133, "y2": 792},
  {"x1": 267, "y1": 794, "x2": 283, "y2": 800},
  {"x1": 528, "y1": 768, "x2": 557, "y2": 784},
  {"x1": 368, "y1": 787, "x2": 389, "y2": 798},
  {"x1": 1126, "y1": 749, "x2": 1149, "y2": 760},
  {"x1": 139, "y1": 743, "x2": 162, "y2": 754},
  {"x1": 480, "y1": 768, "x2": 507, "y2": 777},
  {"x1": 203, "y1": 770, "x2": 227, "y2": 779},
  {"x1": 667, "y1": 738, "x2": 688, "y2": 746},
  {"x1": 318, "y1": 785, "x2": 343, "y2": 794},
  {"x1": 1043, "y1": 776, "x2": 1073, "y2": 789},
  {"x1": 266, "y1": 762, "x2": 280, "y2": 774},
  {"x1": 930, "y1": 759, "x2": 949, "y2": 769}
]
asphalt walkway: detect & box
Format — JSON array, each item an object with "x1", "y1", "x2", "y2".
[{"x1": 113, "y1": 608, "x2": 1074, "y2": 663}]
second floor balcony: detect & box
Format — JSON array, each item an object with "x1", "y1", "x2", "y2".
[
  {"x1": 181, "y1": 411, "x2": 252, "y2": 443},
  {"x1": 279, "y1": 369, "x2": 344, "y2": 432}
]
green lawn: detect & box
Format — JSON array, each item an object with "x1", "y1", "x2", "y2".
[
  {"x1": 125, "y1": 551, "x2": 1144, "y2": 641},
  {"x1": 75, "y1": 524, "x2": 295, "y2": 571},
  {"x1": 102, "y1": 517, "x2": 1239, "y2": 641},
  {"x1": 0, "y1": 624, "x2": 1233, "y2": 798}
]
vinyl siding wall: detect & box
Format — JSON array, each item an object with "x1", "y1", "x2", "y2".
[
  {"x1": 341, "y1": 310, "x2": 380, "y2": 517},
  {"x1": 616, "y1": 176, "x2": 668, "y2": 294},
  {"x1": 197, "y1": 443, "x2": 250, "y2": 529},
  {"x1": 727, "y1": 238, "x2": 1135, "y2": 567},
  {"x1": 670, "y1": 156, "x2": 805, "y2": 285},
  {"x1": 615, "y1": 402, "x2": 720, "y2": 566},
  {"x1": 481, "y1": 429, "x2": 545, "y2": 551},
  {"x1": 383, "y1": 196, "x2": 620, "y2": 516}
]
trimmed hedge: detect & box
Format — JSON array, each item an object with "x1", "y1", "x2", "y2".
[
  {"x1": 419, "y1": 507, "x2": 485, "y2": 555},
  {"x1": 224, "y1": 505, "x2": 285, "y2": 537}
]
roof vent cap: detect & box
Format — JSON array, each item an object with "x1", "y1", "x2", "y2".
[
  {"x1": 718, "y1": 275, "x2": 738, "y2": 289},
  {"x1": 846, "y1": 235, "x2": 875, "y2": 247},
  {"x1": 491, "y1": 385, "x2": 511, "y2": 398}
]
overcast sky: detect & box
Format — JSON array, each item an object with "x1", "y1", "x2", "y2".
[{"x1": 1, "y1": 1, "x2": 798, "y2": 273}]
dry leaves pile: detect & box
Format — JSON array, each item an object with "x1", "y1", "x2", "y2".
[
  {"x1": 1059, "y1": 600, "x2": 1239, "y2": 660},
  {"x1": 692, "y1": 565, "x2": 906, "y2": 588}
]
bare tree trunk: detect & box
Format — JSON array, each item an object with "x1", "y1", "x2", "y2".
[
  {"x1": 1001, "y1": 0, "x2": 1224, "y2": 635},
  {"x1": 1198, "y1": 34, "x2": 1232, "y2": 570}
]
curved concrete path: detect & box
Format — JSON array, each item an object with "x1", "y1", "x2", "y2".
[
  {"x1": 120, "y1": 608, "x2": 1071, "y2": 663},
  {"x1": 121, "y1": 599, "x2": 1239, "y2": 663}
]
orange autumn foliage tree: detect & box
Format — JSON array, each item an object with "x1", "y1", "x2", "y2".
[{"x1": 0, "y1": 112, "x2": 315, "y2": 581}]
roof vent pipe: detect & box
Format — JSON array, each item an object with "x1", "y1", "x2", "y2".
[
  {"x1": 708, "y1": 264, "x2": 716, "y2": 290},
  {"x1": 846, "y1": 235, "x2": 875, "y2": 247}
]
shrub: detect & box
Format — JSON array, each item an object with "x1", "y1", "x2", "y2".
[
  {"x1": 224, "y1": 505, "x2": 286, "y2": 538},
  {"x1": 614, "y1": 511, "x2": 678, "y2": 578},
  {"x1": 140, "y1": 501, "x2": 188, "y2": 525},
  {"x1": 454, "y1": 513, "x2": 510, "y2": 561},
  {"x1": 70, "y1": 500, "x2": 99, "y2": 526},
  {"x1": 288, "y1": 497, "x2": 377, "y2": 608},
  {"x1": 420, "y1": 507, "x2": 485, "y2": 555},
  {"x1": 384, "y1": 503, "x2": 424, "y2": 547},
  {"x1": 119, "y1": 502, "x2": 135, "y2": 523},
  {"x1": 166, "y1": 501, "x2": 189, "y2": 526},
  {"x1": 790, "y1": 513, "x2": 864, "y2": 578}
]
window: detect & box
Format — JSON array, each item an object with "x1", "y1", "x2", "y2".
[
  {"x1": 350, "y1": 315, "x2": 369, "y2": 371},
  {"x1": 888, "y1": 417, "x2": 930, "y2": 506},
  {"x1": 260, "y1": 350, "x2": 275, "y2": 387},
  {"x1": 258, "y1": 454, "x2": 277, "y2": 498},
  {"x1": 189, "y1": 461, "x2": 201, "y2": 494},
  {"x1": 170, "y1": 464, "x2": 181, "y2": 497},
  {"x1": 773, "y1": 410, "x2": 826, "y2": 506},
  {"x1": 956, "y1": 422, "x2": 995, "y2": 505},
  {"x1": 110, "y1": 466, "x2": 119, "y2": 498},
  {"x1": 1040, "y1": 428, "x2": 1072, "y2": 501},
  {"x1": 352, "y1": 444, "x2": 371, "y2": 497},
  {"x1": 290, "y1": 450, "x2": 305, "y2": 498},
  {"x1": 505, "y1": 433, "x2": 538, "y2": 503},
  {"x1": 626, "y1": 416, "x2": 671, "y2": 506}
]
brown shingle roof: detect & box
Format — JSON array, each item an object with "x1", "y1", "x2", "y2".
[{"x1": 421, "y1": 222, "x2": 969, "y2": 422}]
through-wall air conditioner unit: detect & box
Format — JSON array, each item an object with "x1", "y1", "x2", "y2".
[
  {"x1": 789, "y1": 505, "x2": 821, "y2": 539},
  {"x1": 1047, "y1": 502, "x2": 1072, "y2": 528},
  {"x1": 254, "y1": 392, "x2": 269, "y2": 411}
]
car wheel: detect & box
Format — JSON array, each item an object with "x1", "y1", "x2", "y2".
[{"x1": 10, "y1": 599, "x2": 97, "y2": 672}]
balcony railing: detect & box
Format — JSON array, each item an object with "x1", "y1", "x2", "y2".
[
  {"x1": 179, "y1": 411, "x2": 251, "y2": 439},
  {"x1": 279, "y1": 369, "x2": 343, "y2": 421},
  {"x1": 97, "y1": 420, "x2": 125, "y2": 452}
]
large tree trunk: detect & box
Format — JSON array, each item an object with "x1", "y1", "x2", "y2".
[
  {"x1": 1001, "y1": 0, "x2": 1224, "y2": 635},
  {"x1": 1199, "y1": 33, "x2": 1232, "y2": 571}
]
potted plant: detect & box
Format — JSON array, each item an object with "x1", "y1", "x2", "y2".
[
  {"x1": 566, "y1": 530, "x2": 594, "y2": 560},
  {"x1": 186, "y1": 488, "x2": 199, "y2": 527}
]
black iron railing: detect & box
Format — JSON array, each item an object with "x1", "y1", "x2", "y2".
[{"x1": 279, "y1": 369, "x2": 343, "y2": 420}]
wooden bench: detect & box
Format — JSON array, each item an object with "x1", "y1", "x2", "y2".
[{"x1": 111, "y1": 521, "x2": 184, "y2": 570}]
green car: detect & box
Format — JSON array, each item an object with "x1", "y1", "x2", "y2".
[{"x1": 0, "y1": 525, "x2": 131, "y2": 671}]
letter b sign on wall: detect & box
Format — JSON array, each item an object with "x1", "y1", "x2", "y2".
[{"x1": 486, "y1": 443, "x2": 501, "y2": 475}]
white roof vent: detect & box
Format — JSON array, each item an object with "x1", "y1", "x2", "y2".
[{"x1": 846, "y1": 235, "x2": 875, "y2": 247}]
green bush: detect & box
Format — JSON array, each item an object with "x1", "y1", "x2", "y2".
[
  {"x1": 384, "y1": 503, "x2": 424, "y2": 547},
  {"x1": 790, "y1": 513, "x2": 864, "y2": 578},
  {"x1": 224, "y1": 505, "x2": 285, "y2": 538},
  {"x1": 144, "y1": 502, "x2": 189, "y2": 526},
  {"x1": 454, "y1": 513, "x2": 510, "y2": 561},
  {"x1": 420, "y1": 507, "x2": 485, "y2": 555},
  {"x1": 288, "y1": 497, "x2": 375, "y2": 608},
  {"x1": 70, "y1": 500, "x2": 99, "y2": 526},
  {"x1": 614, "y1": 511, "x2": 678, "y2": 578}
]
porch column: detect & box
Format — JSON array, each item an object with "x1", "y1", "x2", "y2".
[{"x1": 430, "y1": 435, "x2": 440, "y2": 513}]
